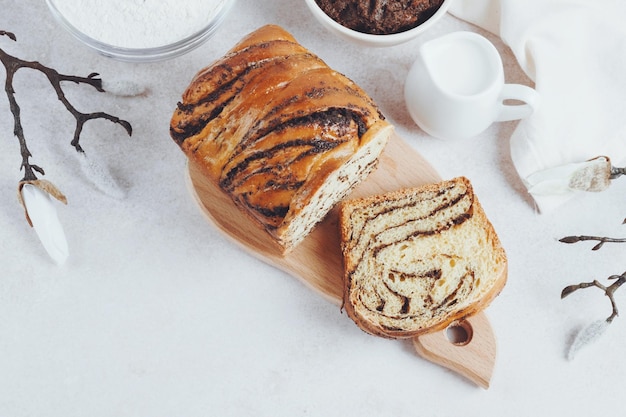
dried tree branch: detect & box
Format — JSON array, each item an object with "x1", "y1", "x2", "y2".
[
  {"x1": 0, "y1": 30, "x2": 132, "y2": 182},
  {"x1": 559, "y1": 235, "x2": 626, "y2": 251},
  {"x1": 561, "y1": 272, "x2": 626, "y2": 323},
  {"x1": 560, "y1": 220, "x2": 626, "y2": 323}
]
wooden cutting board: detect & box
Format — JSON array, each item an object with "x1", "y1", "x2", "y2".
[{"x1": 186, "y1": 133, "x2": 498, "y2": 389}]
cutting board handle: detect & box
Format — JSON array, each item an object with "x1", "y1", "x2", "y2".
[{"x1": 413, "y1": 311, "x2": 496, "y2": 389}]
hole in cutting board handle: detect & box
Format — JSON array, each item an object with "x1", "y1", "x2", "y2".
[{"x1": 445, "y1": 320, "x2": 473, "y2": 346}]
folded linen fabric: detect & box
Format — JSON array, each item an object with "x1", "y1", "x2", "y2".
[{"x1": 449, "y1": 0, "x2": 626, "y2": 212}]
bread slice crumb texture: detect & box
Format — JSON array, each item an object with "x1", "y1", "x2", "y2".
[{"x1": 340, "y1": 177, "x2": 507, "y2": 338}]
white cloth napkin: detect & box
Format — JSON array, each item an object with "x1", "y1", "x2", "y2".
[{"x1": 449, "y1": 0, "x2": 626, "y2": 212}]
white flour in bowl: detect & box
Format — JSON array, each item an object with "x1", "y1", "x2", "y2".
[{"x1": 52, "y1": 0, "x2": 228, "y2": 49}]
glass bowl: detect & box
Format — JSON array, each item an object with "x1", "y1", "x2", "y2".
[
  {"x1": 304, "y1": 0, "x2": 451, "y2": 47},
  {"x1": 46, "y1": 0, "x2": 236, "y2": 62}
]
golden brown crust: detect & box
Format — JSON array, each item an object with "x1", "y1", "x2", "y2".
[
  {"x1": 170, "y1": 25, "x2": 392, "y2": 253},
  {"x1": 339, "y1": 177, "x2": 507, "y2": 339}
]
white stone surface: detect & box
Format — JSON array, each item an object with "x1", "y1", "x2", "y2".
[{"x1": 1, "y1": 1, "x2": 625, "y2": 416}]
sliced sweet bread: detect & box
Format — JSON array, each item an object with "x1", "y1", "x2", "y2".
[{"x1": 339, "y1": 177, "x2": 507, "y2": 339}]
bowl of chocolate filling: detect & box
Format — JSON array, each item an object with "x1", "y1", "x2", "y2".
[{"x1": 305, "y1": 0, "x2": 451, "y2": 47}]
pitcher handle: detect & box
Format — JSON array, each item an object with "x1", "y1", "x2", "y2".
[{"x1": 496, "y1": 84, "x2": 540, "y2": 122}]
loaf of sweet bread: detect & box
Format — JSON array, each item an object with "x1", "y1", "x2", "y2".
[
  {"x1": 170, "y1": 25, "x2": 393, "y2": 253},
  {"x1": 339, "y1": 177, "x2": 507, "y2": 338}
]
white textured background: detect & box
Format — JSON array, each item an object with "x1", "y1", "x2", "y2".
[{"x1": 1, "y1": 1, "x2": 625, "y2": 416}]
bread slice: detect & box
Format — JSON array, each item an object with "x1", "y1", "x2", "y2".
[
  {"x1": 339, "y1": 177, "x2": 507, "y2": 339},
  {"x1": 170, "y1": 25, "x2": 393, "y2": 253}
]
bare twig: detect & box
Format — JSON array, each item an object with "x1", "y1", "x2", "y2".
[
  {"x1": 0, "y1": 30, "x2": 132, "y2": 182},
  {"x1": 561, "y1": 272, "x2": 626, "y2": 323},
  {"x1": 560, "y1": 220, "x2": 626, "y2": 323},
  {"x1": 559, "y1": 235, "x2": 626, "y2": 251}
]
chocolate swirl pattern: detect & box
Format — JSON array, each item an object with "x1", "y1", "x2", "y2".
[
  {"x1": 339, "y1": 177, "x2": 507, "y2": 338},
  {"x1": 170, "y1": 25, "x2": 393, "y2": 253}
]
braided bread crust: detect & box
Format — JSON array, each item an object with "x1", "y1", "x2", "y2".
[{"x1": 171, "y1": 25, "x2": 392, "y2": 253}]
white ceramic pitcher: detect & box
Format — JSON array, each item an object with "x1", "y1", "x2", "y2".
[{"x1": 404, "y1": 31, "x2": 540, "y2": 140}]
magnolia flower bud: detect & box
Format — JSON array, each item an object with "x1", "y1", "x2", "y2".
[
  {"x1": 524, "y1": 156, "x2": 612, "y2": 196},
  {"x1": 567, "y1": 319, "x2": 610, "y2": 361},
  {"x1": 17, "y1": 180, "x2": 69, "y2": 265},
  {"x1": 77, "y1": 151, "x2": 126, "y2": 199},
  {"x1": 102, "y1": 79, "x2": 148, "y2": 97}
]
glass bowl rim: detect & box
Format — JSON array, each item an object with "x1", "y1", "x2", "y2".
[{"x1": 45, "y1": 0, "x2": 236, "y2": 62}]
